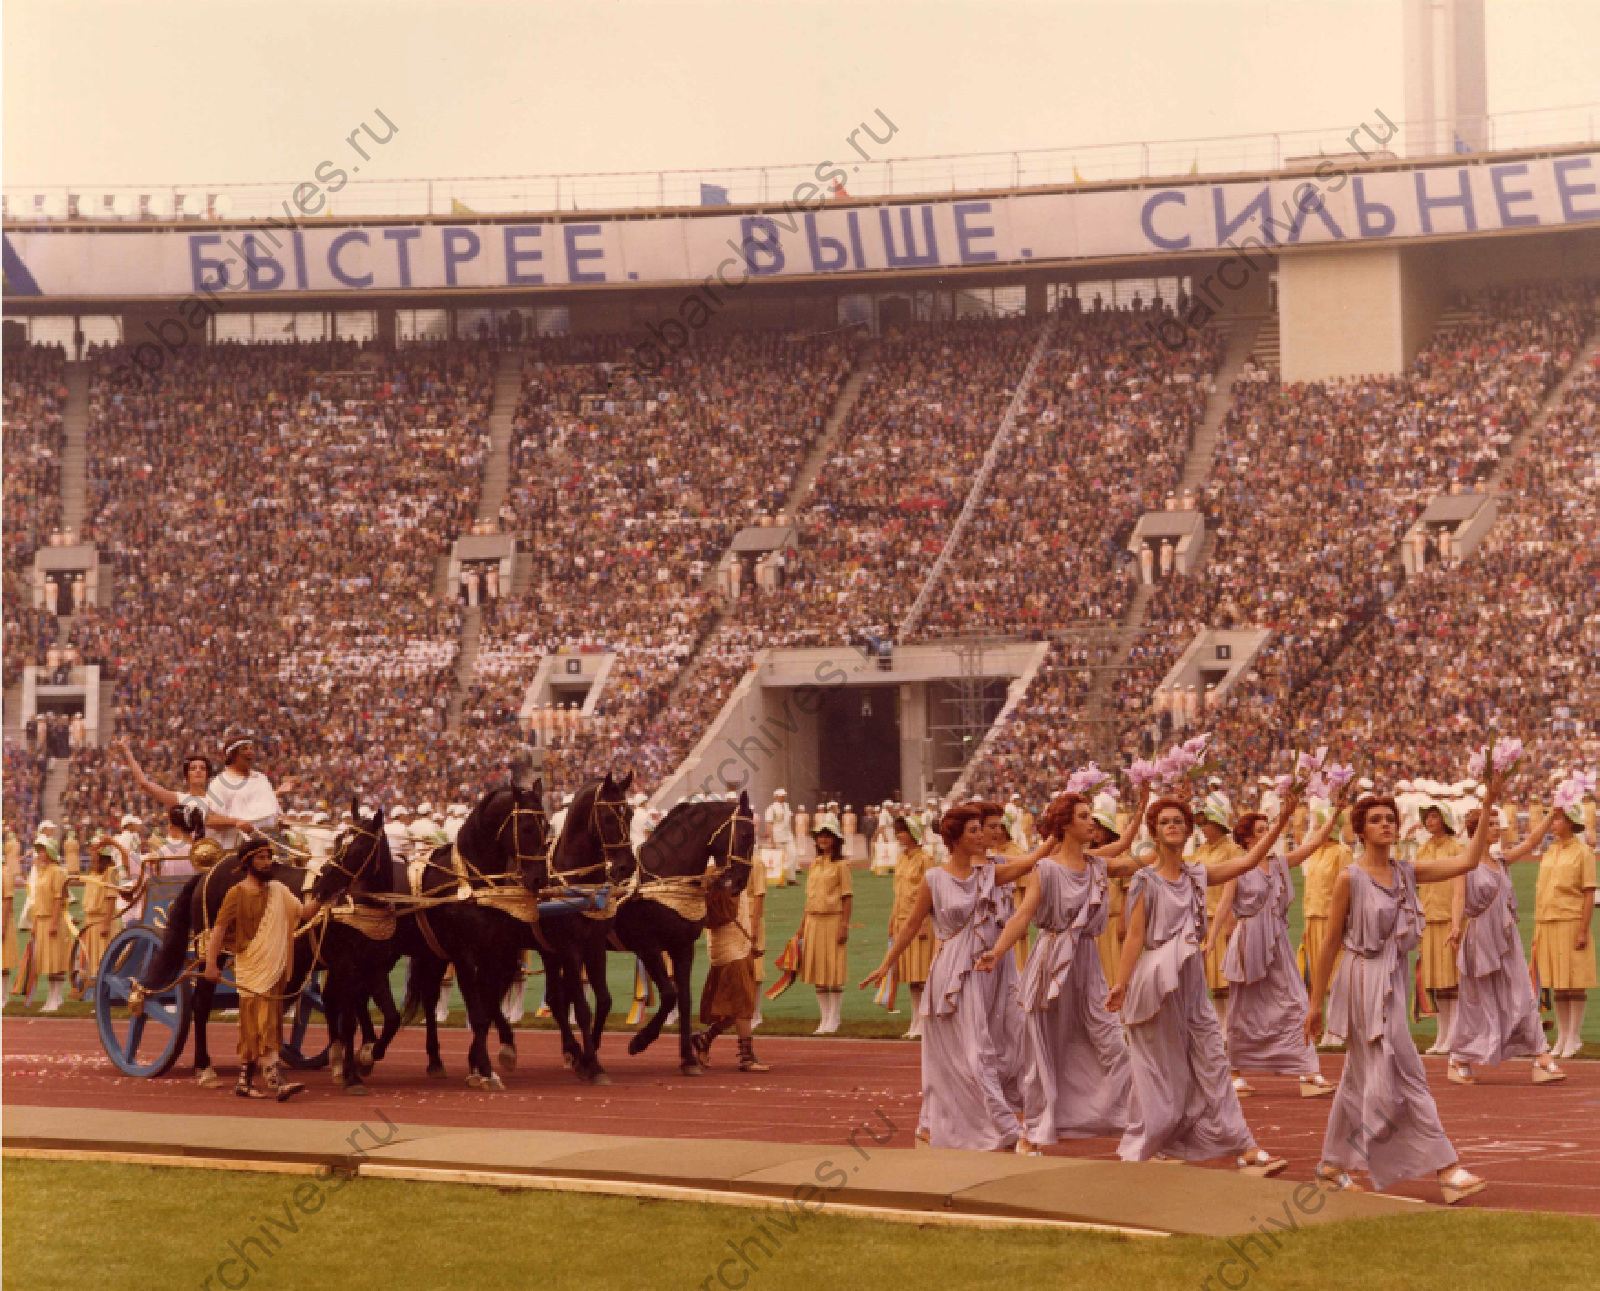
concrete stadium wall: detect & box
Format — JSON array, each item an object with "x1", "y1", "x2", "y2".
[{"x1": 1279, "y1": 242, "x2": 1446, "y2": 382}]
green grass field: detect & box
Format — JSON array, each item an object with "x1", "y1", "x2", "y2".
[
  {"x1": 5, "y1": 1159, "x2": 1597, "y2": 1291},
  {"x1": 10, "y1": 862, "x2": 1596, "y2": 1049}
]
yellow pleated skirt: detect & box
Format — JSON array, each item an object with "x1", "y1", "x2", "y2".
[
  {"x1": 897, "y1": 927, "x2": 935, "y2": 985},
  {"x1": 1419, "y1": 921, "x2": 1459, "y2": 992},
  {"x1": 1300, "y1": 915, "x2": 1347, "y2": 983},
  {"x1": 1097, "y1": 923, "x2": 1122, "y2": 987},
  {"x1": 1533, "y1": 919, "x2": 1597, "y2": 991},
  {"x1": 1204, "y1": 934, "x2": 1229, "y2": 994},
  {"x1": 800, "y1": 913, "x2": 849, "y2": 988}
]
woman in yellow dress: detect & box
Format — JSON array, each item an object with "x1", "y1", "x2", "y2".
[
  {"x1": 1194, "y1": 792, "x2": 1242, "y2": 1030},
  {"x1": 800, "y1": 820, "x2": 853, "y2": 1035},
  {"x1": 1416, "y1": 803, "x2": 1464, "y2": 1054},
  {"x1": 1089, "y1": 795, "x2": 1131, "y2": 983},
  {"x1": 78, "y1": 843, "x2": 124, "y2": 999},
  {"x1": 30, "y1": 837, "x2": 75, "y2": 1013},
  {"x1": 1532, "y1": 781, "x2": 1597, "y2": 1059},
  {"x1": 980, "y1": 802, "x2": 1031, "y2": 972},
  {"x1": 1298, "y1": 800, "x2": 1354, "y2": 1044},
  {"x1": 887, "y1": 816, "x2": 937, "y2": 1039},
  {"x1": 3, "y1": 828, "x2": 21, "y2": 1001}
]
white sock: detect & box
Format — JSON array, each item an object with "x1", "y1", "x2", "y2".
[
  {"x1": 1559, "y1": 998, "x2": 1585, "y2": 1056},
  {"x1": 813, "y1": 989, "x2": 829, "y2": 1034},
  {"x1": 1213, "y1": 995, "x2": 1228, "y2": 1032},
  {"x1": 831, "y1": 991, "x2": 844, "y2": 1032},
  {"x1": 1439, "y1": 998, "x2": 1456, "y2": 1050},
  {"x1": 43, "y1": 979, "x2": 63, "y2": 1011}
]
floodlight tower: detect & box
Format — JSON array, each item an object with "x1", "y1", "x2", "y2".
[{"x1": 1403, "y1": 0, "x2": 1489, "y2": 157}]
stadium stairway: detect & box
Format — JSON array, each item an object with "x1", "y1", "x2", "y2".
[
  {"x1": 657, "y1": 339, "x2": 881, "y2": 715},
  {"x1": 41, "y1": 757, "x2": 69, "y2": 827},
  {"x1": 1487, "y1": 326, "x2": 1600, "y2": 493},
  {"x1": 1245, "y1": 308, "x2": 1281, "y2": 372},
  {"x1": 60, "y1": 361, "x2": 89, "y2": 536},
  {"x1": 1082, "y1": 315, "x2": 1262, "y2": 755},
  {"x1": 1304, "y1": 321, "x2": 1600, "y2": 717},
  {"x1": 445, "y1": 349, "x2": 526, "y2": 732},
  {"x1": 478, "y1": 349, "x2": 525, "y2": 525},
  {"x1": 898, "y1": 316, "x2": 1059, "y2": 639}
]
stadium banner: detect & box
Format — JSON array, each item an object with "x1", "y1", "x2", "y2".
[{"x1": 5, "y1": 152, "x2": 1597, "y2": 299}]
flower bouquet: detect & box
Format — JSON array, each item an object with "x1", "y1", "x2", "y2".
[{"x1": 1466, "y1": 736, "x2": 1525, "y2": 782}]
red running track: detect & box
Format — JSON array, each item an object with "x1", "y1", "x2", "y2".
[{"x1": 5, "y1": 1019, "x2": 1597, "y2": 1217}]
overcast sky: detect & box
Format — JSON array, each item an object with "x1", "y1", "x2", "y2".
[{"x1": 4, "y1": 0, "x2": 1598, "y2": 187}]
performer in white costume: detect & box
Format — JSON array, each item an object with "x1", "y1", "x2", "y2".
[
  {"x1": 764, "y1": 789, "x2": 796, "y2": 885},
  {"x1": 204, "y1": 733, "x2": 284, "y2": 852}
]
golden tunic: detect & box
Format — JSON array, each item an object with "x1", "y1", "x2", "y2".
[
  {"x1": 79, "y1": 875, "x2": 121, "y2": 976},
  {"x1": 1301, "y1": 841, "x2": 1354, "y2": 920},
  {"x1": 217, "y1": 882, "x2": 288, "y2": 1062},
  {"x1": 890, "y1": 846, "x2": 936, "y2": 985},
  {"x1": 1536, "y1": 837, "x2": 1598, "y2": 923},
  {"x1": 3, "y1": 836, "x2": 20, "y2": 973},
  {"x1": 1194, "y1": 835, "x2": 1242, "y2": 992},
  {"x1": 745, "y1": 857, "x2": 767, "y2": 983},
  {"x1": 1416, "y1": 834, "x2": 1463, "y2": 991},
  {"x1": 1416, "y1": 834, "x2": 1463, "y2": 922},
  {"x1": 31, "y1": 862, "x2": 74, "y2": 977},
  {"x1": 800, "y1": 856, "x2": 853, "y2": 988},
  {"x1": 1533, "y1": 836, "x2": 1598, "y2": 991}
]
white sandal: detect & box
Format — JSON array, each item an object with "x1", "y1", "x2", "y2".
[
  {"x1": 1299, "y1": 1074, "x2": 1336, "y2": 1098},
  {"x1": 1439, "y1": 1166, "x2": 1486, "y2": 1205},
  {"x1": 1314, "y1": 1162, "x2": 1363, "y2": 1191},
  {"x1": 1532, "y1": 1060, "x2": 1566, "y2": 1085},
  {"x1": 1231, "y1": 1075, "x2": 1256, "y2": 1097},
  {"x1": 1447, "y1": 1061, "x2": 1477, "y2": 1086},
  {"x1": 1237, "y1": 1149, "x2": 1287, "y2": 1178},
  {"x1": 1014, "y1": 1137, "x2": 1042, "y2": 1157}
]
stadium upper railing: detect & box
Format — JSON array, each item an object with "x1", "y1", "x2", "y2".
[{"x1": 6, "y1": 103, "x2": 1597, "y2": 223}]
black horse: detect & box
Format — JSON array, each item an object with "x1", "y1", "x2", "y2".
[
  {"x1": 142, "y1": 802, "x2": 392, "y2": 1085},
  {"x1": 539, "y1": 784, "x2": 756, "y2": 1077},
  {"x1": 303, "y1": 808, "x2": 403, "y2": 1096},
  {"x1": 611, "y1": 793, "x2": 757, "y2": 1074},
  {"x1": 360, "y1": 770, "x2": 548, "y2": 1089},
  {"x1": 533, "y1": 771, "x2": 638, "y2": 1083}
]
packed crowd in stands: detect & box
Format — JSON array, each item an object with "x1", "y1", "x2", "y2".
[
  {"x1": 1301, "y1": 352, "x2": 1599, "y2": 785},
  {"x1": 2, "y1": 343, "x2": 66, "y2": 568},
  {"x1": 52, "y1": 339, "x2": 499, "y2": 826},
  {"x1": 464, "y1": 328, "x2": 860, "y2": 788},
  {"x1": 919, "y1": 299, "x2": 1223, "y2": 635},
  {"x1": 1108, "y1": 281, "x2": 1595, "y2": 799},
  {"x1": 3, "y1": 281, "x2": 1595, "y2": 844}
]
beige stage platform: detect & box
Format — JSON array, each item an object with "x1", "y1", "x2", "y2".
[{"x1": 4, "y1": 1105, "x2": 1419, "y2": 1237}]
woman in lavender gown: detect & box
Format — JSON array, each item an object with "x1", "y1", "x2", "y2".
[
  {"x1": 1447, "y1": 804, "x2": 1565, "y2": 1086},
  {"x1": 1106, "y1": 791, "x2": 1297, "y2": 1176},
  {"x1": 976, "y1": 784, "x2": 1150, "y2": 1154},
  {"x1": 1212, "y1": 799, "x2": 1344, "y2": 1098},
  {"x1": 862, "y1": 803, "x2": 1040, "y2": 1151},
  {"x1": 1307, "y1": 776, "x2": 1504, "y2": 1202}
]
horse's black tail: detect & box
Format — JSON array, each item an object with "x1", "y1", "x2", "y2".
[
  {"x1": 142, "y1": 872, "x2": 205, "y2": 991},
  {"x1": 400, "y1": 957, "x2": 424, "y2": 1027}
]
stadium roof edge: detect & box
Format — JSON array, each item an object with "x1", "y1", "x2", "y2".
[{"x1": 5, "y1": 140, "x2": 1596, "y2": 236}]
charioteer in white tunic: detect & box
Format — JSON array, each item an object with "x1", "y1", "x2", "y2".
[{"x1": 204, "y1": 732, "x2": 285, "y2": 852}]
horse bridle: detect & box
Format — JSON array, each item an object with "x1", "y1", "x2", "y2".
[
  {"x1": 493, "y1": 797, "x2": 549, "y2": 878},
  {"x1": 550, "y1": 790, "x2": 633, "y2": 884},
  {"x1": 312, "y1": 820, "x2": 384, "y2": 891},
  {"x1": 705, "y1": 807, "x2": 756, "y2": 886}
]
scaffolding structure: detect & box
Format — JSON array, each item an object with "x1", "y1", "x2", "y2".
[{"x1": 929, "y1": 626, "x2": 1148, "y2": 799}]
